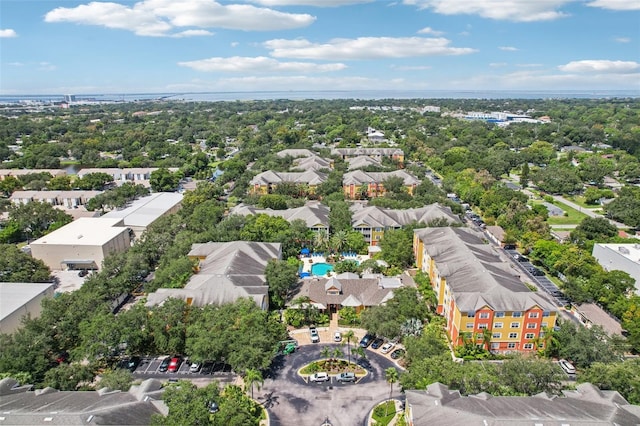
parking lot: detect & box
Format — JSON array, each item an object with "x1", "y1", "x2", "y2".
[
  {"x1": 131, "y1": 356, "x2": 235, "y2": 382},
  {"x1": 260, "y1": 344, "x2": 402, "y2": 426}
]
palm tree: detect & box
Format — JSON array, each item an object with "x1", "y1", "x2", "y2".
[
  {"x1": 313, "y1": 231, "x2": 329, "y2": 253},
  {"x1": 401, "y1": 318, "x2": 423, "y2": 337},
  {"x1": 384, "y1": 367, "x2": 399, "y2": 417},
  {"x1": 330, "y1": 230, "x2": 348, "y2": 255},
  {"x1": 332, "y1": 347, "x2": 343, "y2": 360},
  {"x1": 343, "y1": 330, "x2": 355, "y2": 364},
  {"x1": 481, "y1": 328, "x2": 493, "y2": 352},
  {"x1": 353, "y1": 346, "x2": 365, "y2": 363},
  {"x1": 244, "y1": 368, "x2": 263, "y2": 400},
  {"x1": 321, "y1": 346, "x2": 332, "y2": 360},
  {"x1": 541, "y1": 325, "x2": 559, "y2": 357}
]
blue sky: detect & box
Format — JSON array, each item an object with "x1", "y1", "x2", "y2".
[{"x1": 1, "y1": 0, "x2": 639, "y2": 95}]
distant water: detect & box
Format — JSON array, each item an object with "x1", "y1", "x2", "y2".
[{"x1": 1, "y1": 89, "x2": 638, "y2": 104}]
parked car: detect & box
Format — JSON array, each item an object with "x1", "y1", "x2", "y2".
[
  {"x1": 310, "y1": 326, "x2": 320, "y2": 343},
  {"x1": 514, "y1": 253, "x2": 529, "y2": 262},
  {"x1": 380, "y1": 342, "x2": 395, "y2": 354},
  {"x1": 503, "y1": 244, "x2": 517, "y2": 250},
  {"x1": 528, "y1": 266, "x2": 544, "y2": 276},
  {"x1": 189, "y1": 362, "x2": 201, "y2": 373},
  {"x1": 359, "y1": 334, "x2": 375, "y2": 348},
  {"x1": 371, "y1": 338, "x2": 384, "y2": 349},
  {"x1": 208, "y1": 401, "x2": 219, "y2": 414},
  {"x1": 336, "y1": 372, "x2": 356, "y2": 383},
  {"x1": 117, "y1": 356, "x2": 141, "y2": 372},
  {"x1": 168, "y1": 356, "x2": 182, "y2": 373},
  {"x1": 200, "y1": 360, "x2": 214, "y2": 374},
  {"x1": 390, "y1": 349, "x2": 405, "y2": 360},
  {"x1": 559, "y1": 359, "x2": 576, "y2": 375},
  {"x1": 158, "y1": 357, "x2": 171, "y2": 372},
  {"x1": 357, "y1": 358, "x2": 372, "y2": 370},
  {"x1": 333, "y1": 331, "x2": 342, "y2": 342},
  {"x1": 310, "y1": 372, "x2": 330, "y2": 383}
]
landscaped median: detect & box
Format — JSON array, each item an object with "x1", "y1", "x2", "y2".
[{"x1": 298, "y1": 357, "x2": 368, "y2": 382}]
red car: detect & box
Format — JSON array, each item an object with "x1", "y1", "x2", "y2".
[{"x1": 167, "y1": 357, "x2": 182, "y2": 373}]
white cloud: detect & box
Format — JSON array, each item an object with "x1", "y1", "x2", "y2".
[
  {"x1": 8, "y1": 62, "x2": 24, "y2": 66},
  {"x1": 558, "y1": 60, "x2": 640, "y2": 73},
  {"x1": 516, "y1": 63, "x2": 543, "y2": 68},
  {"x1": 614, "y1": 37, "x2": 631, "y2": 43},
  {"x1": 264, "y1": 36, "x2": 476, "y2": 60},
  {"x1": 44, "y1": 0, "x2": 315, "y2": 36},
  {"x1": 38, "y1": 62, "x2": 57, "y2": 71},
  {"x1": 390, "y1": 64, "x2": 432, "y2": 70},
  {"x1": 499, "y1": 46, "x2": 518, "y2": 51},
  {"x1": 171, "y1": 29, "x2": 214, "y2": 38},
  {"x1": 178, "y1": 56, "x2": 347, "y2": 73},
  {"x1": 403, "y1": 0, "x2": 573, "y2": 22},
  {"x1": 417, "y1": 26, "x2": 444, "y2": 35},
  {"x1": 587, "y1": 0, "x2": 640, "y2": 11},
  {"x1": 489, "y1": 62, "x2": 508, "y2": 67},
  {"x1": 0, "y1": 29, "x2": 18, "y2": 38},
  {"x1": 245, "y1": 0, "x2": 372, "y2": 6}
]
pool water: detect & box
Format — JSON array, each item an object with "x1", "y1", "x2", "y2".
[{"x1": 311, "y1": 262, "x2": 333, "y2": 276}]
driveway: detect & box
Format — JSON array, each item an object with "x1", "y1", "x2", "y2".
[{"x1": 259, "y1": 344, "x2": 403, "y2": 426}]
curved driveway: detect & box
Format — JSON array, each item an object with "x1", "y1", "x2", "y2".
[{"x1": 258, "y1": 344, "x2": 403, "y2": 426}]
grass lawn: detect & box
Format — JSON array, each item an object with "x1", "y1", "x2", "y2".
[
  {"x1": 372, "y1": 401, "x2": 397, "y2": 426},
  {"x1": 531, "y1": 199, "x2": 589, "y2": 225},
  {"x1": 564, "y1": 195, "x2": 601, "y2": 210}
]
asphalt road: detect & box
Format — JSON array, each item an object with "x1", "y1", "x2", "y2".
[{"x1": 259, "y1": 344, "x2": 403, "y2": 426}]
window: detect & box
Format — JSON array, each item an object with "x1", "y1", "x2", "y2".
[
  {"x1": 512, "y1": 312, "x2": 522, "y2": 318},
  {"x1": 492, "y1": 333, "x2": 501, "y2": 339},
  {"x1": 479, "y1": 312, "x2": 490, "y2": 319},
  {"x1": 528, "y1": 312, "x2": 539, "y2": 318},
  {"x1": 543, "y1": 311, "x2": 550, "y2": 317},
  {"x1": 542, "y1": 322, "x2": 548, "y2": 328},
  {"x1": 527, "y1": 323, "x2": 537, "y2": 329},
  {"x1": 493, "y1": 322, "x2": 503, "y2": 329},
  {"x1": 525, "y1": 333, "x2": 535, "y2": 339},
  {"x1": 510, "y1": 322, "x2": 520, "y2": 328},
  {"x1": 467, "y1": 312, "x2": 475, "y2": 318},
  {"x1": 491, "y1": 342, "x2": 500, "y2": 349},
  {"x1": 508, "y1": 332, "x2": 518, "y2": 339},
  {"x1": 466, "y1": 323, "x2": 474, "y2": 329},
  {"x1": 495, "y1": 312, "x2": 505, "y2": 318},
  {"x1": 478, "y1": 323, "x2": 488, "y2": 329},
  {"x1": 523, "y1": 343, "x2": 534, "y2": 350},
  {"x1": 507, "y1": 342, "x2": 516, "y2": 349},
  {"x1": 476, "y1": 333, "x2": 483, "y2": 339}
]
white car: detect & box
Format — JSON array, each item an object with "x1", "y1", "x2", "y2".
[
  {"x1": 333, "y1": 331, "x2": 342, "y2": 342},
  {"x1": 380, "y1": 342, "x2": 395, "y2": 354},
  {"x1": 310, "y1": 327, "x2": 320, "y2": 343},
  {"x1": 189, "y1": 362, "x2": 201, "y2": 373},
  {"x1": 310, "y1": 372, "x2": 330, "y2": 382},
  {"x1": 558, "y1": 359, "x2": 576, "y2": 375}
]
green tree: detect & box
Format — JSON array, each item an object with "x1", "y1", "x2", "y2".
[
  {"x1": 43, "y1": 363, "x2": 95, "y2": 391},
  {"x1": 97, "y1": 368, "x2": 134, "y2": 391},
  {"x1": 328, "y1": 201, "x2": 352, "y2": 234},
  {"x1": 384, "y1": 367, "x2": 399, "y2": 416},
  {"x1": 0, "y1": 244, "x2": 52, "y2": 282},
  {"x1": 520, "y1": 162, "x2": 530, "y2": 188},
  {"x1": 75, "y1": 172, "x2": 114, "y2": 190},
  {"x1": 379, "y1": 228, "x2": 414, "y2": 268},
  {"x1": 7, "y1": 201, "x2": 73, "y2": 239},
  {"x1": 579, "y1": 359, "x2": 640, "y2": 405},
  {"x1": 605, "y1": 186, "x2": 640, "y2": 228},
  {"x1": 382, "y1": 175, "x2": 406, "y2": 195},
  {"x1": 150, "y1": 168, "x2": 180, "y2": 192},
  {"x1": 343, "y1": 329, "x2": 355, "y2": 365},
  {"x1": 265, "y1": 259, "x2": 299, "y2": 309},
  {"x1": 243, "y1": 368, "x2": 263, "y2": 399}
]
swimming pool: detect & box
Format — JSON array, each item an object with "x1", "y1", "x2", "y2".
[{"x1": 311, "y1": 262, "x2": 333, "y2": 276}]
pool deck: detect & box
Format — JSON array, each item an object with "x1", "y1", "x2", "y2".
[{"x1": 301, "y1": 254, "x2": 369, "y2": 277}]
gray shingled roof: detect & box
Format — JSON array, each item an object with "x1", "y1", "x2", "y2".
[
  {"x1": 343, "y1": 169, "x2": 420, "y2": 186},
  {"x1": 0, "y1": 378, "x2": 164, "y2": 425},
  {"x1": 351, "y1": 203, "x2": 461, "y2": 228},
  {"x1": 249, "y1": 170, "x2": 327, "y2": 186},
  {"x1": 331, "y1": 148, "x2": 404, "y2": 157},
  {"x1": 275, "y1": 148, "x2": 316, "y2": 158},
  {"x1": 414, "y1": 227, "x2": 555, "y2": 312},
  {"x1": 405, "y1": 382, "x2": 640, "y2": 425},
  {"x1": 345, "y1": 155, "x2": 383, "y2": 170},
  {"x1": 145, "y1": 241, "x2": 281, "y2": 308},
  {"x1": 292, "y1": 156, "x2": 332, "y2": 171},
  {"x1": 230, "y1": 202, "x2": 329, "y2": 229}
]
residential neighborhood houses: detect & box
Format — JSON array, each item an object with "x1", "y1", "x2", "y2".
[{"x1": 1, "y1": 97, "x2": 639, "y2": 425}]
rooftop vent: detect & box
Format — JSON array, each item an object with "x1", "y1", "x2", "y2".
[{"x1": 619, "y1": 247, "x2": 630, "y2": 254}]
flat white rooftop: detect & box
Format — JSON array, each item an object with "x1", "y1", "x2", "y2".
[
  {"x1": 0, "y1": 282, "x2": 54, "y2": 321},
  {"x1": 102, "y1": 192, "x2": 183, "y2": 228},
  {"x1": 31, "y1": 217, "x2": 127, "y2": 246},
  {"x1": 595, "y1": 243, "x2": 640, "y2": 263}
]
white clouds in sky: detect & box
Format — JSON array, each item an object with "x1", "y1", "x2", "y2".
[
  {"x1": 178, "y1": 56, "x2": 346, "y2": 73},
  {"x1": 417, "y1": 27, "x2": 444, "y2": 36},
  {"x1": 44, "y1": 0, "x2": 315, "y2": 36},
  {"x1": 614, "y1": 37, "x2": 631, "y2": 43},
  {"x1": 558, "y1": 60, "x2": 640, "y2": 73},
  {"x1": 586, "y1": 0, "x2": 640, "y2": 11},
  {"x1": 499, "y1": 46, "x2": 518, "y2": 51},
  {"x1": 264, "y1": 37, "x2": 476, "y2": 60},
  {"x1": 245, "y1": 0, "x2": 373, "y2": 6},
  {"x1": 0, "y1": 29, "x2": 18, "y2": 37},
  {"x1": 402, "y1": 0, "x2": 573, "y2": 22}
]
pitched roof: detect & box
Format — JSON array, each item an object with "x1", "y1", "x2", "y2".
[
  {"x1": 414, "y1": 227, "x2": 555, "y2": 312},
  {"x1": 351, "y1": 203, "x2": 461, "y2": 228},
  {"x1": 0, "y1": 378, "x2": 164, "y2": 425},
  {"x1": 229, "y1": 202, "x2": 329, "y2": 229},
  {"x1": 331, "y1": 148, "x2": 404, "y2": 157},
  {"x1": 276, "y1": 148, "x2": 316, "y2": 158},
  {"x1": 291, "y1": 156, "x2": 332, "y2": 171},
  {"x1": 249, "y1": 170, "x2": 327, "y2": 186},
  {"x1": 145, "y1": 241, "x2": 281, "y2": 308},
  {"x1": 406, "y1": 382, "x2": 640, "y2": 425},
  {"x1": 343, "y1": 170, "x2": 420, "y2": 186},
  {"x1": 345, "y1": 155, "x2": 383, "y2": 170}
]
